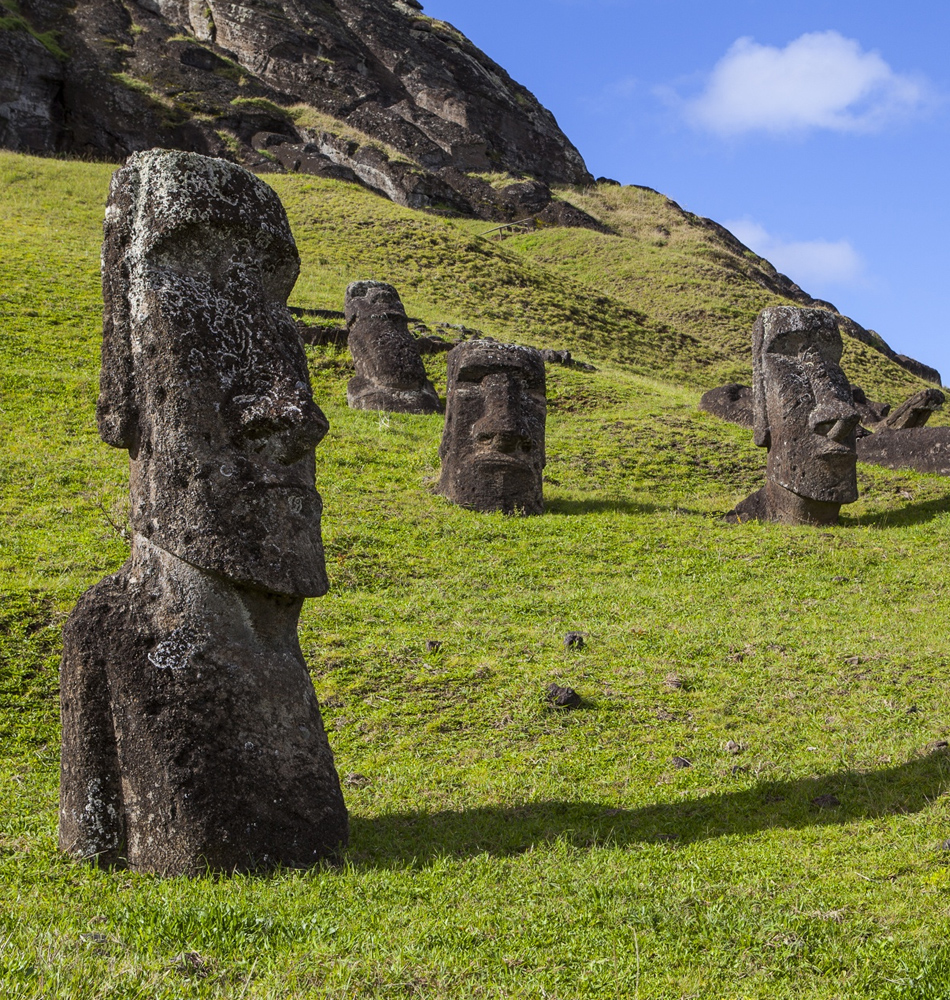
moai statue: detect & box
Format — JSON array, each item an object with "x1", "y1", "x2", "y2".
[
  {"x1": 877, "y1": 387, "x2": 945, "y2": 430},
  {"x1": 345, "y1": 280, "x2": 441, "y2": 414},
  {"x1": 438, "y1": 339, "x2": 546, "y2": 514},
  {"x1": 728, "y1": 307, "x2": 859, "y2": 526},
  {"x1": 59, "y1": 150, "x2": 348, "y2": 875}
]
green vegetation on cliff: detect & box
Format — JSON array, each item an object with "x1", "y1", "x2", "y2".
[{"x1": 3, "y1": 152, "x2": 950, "y2": 998}]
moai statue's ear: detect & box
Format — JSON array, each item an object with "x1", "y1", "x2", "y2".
[
  {"x1": 751, "y1": 313, "x2": 771, "y2": 450},
  {"x1": 97, "y1": 163, "x2": 140, "y2": 451}
]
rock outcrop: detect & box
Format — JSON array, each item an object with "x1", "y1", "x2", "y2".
[{"x1": 0, "y1": 0, "x2": 594, "y2": 223}]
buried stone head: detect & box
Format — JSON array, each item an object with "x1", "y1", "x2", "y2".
[
  {"x1": 438, "y1": 339, "x2": 546, "y2": 515},
  {"x1": 59, "y1": 150, "x2": 347, "y2": 876}
]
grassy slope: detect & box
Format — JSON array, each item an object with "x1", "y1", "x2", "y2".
[{"x1": 3, "y1": 151, "x2": 950, "y2": 998}]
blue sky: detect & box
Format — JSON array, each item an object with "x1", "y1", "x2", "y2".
[{"x1": 429, "y1": 0, "x2": 950, "y2": 384}]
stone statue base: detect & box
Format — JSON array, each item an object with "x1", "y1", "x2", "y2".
[
  {"x1": 726, "y1": 482, "x2": 842, "y2": 526},
  {"x1": 346, "y1": 374, "x2": 441, "y2": 414},
  {"x1": 59, "y1": 537, "x2": 348, "y2": 875}
]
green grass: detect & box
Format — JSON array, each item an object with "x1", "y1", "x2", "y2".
[{"x1": 3, "y1": 150, "x2": 950, "y2": 997}]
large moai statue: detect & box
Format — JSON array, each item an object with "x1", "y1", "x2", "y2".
[
  {"x1": 438, "y1": 339, "x2": 546, "y2": 514},
  {"x1": 728, "y1": 307, "x2": 859, "y2": 526},
  {"x1": 59, "y1": 150, "x2": 348, "y2": 875},
  {"x1": 345, "y1": 280, "x2": 441, "y2": 414}
]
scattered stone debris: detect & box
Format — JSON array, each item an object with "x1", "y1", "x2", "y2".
[{"x1": 545, "y1": 683, "x2": 582, "y2": 709}]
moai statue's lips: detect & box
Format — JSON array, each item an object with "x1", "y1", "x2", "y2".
[
  {"x1": 470, "y1": 450, "x2": 537, "y2": 471},
  {"x1": 816, "y1": 441, "x2": 857, "y2": 459}
]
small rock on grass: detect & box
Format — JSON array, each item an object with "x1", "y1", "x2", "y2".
[
  {"x1": 672, "y1": 756, "x2": 691, "y2": 769},
  {"x1": 545, "y1": 683, "x2": 582, "y2": 708},
  {"x1": 425, "y1": 639, "x2": 442, "y2": 652},
  {"x1": 344, "y1": 772, "x2": 370, "y2": 788},
  {"x1": 563, "y1": 632, "x2": 585, "y2": 650}
]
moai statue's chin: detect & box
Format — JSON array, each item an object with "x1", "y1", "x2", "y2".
[
  {"x1": 59, "y1": 149, "x2": 348, "y2": 875},
  {"x1": 344, "y1": 280, "x2": 441, "y2": 414},
  {"x1": 437, "y1": 339, "x2": 546, "y2": 515},
  {"x1": 728, "y1": 307, "x2": 859, "y2": 527}
]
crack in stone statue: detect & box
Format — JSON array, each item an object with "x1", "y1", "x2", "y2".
[
  {"x1": 437, "y1": 340, "x2": 546, "y2": 515},
  {"x1": 727, "y1": 307, "x2": 859, "y2": 526},
  {"x1": 345, "y1": 280, "x2": 441, "y2": 414},
  {"x1": 59, "y1": 149, "x2": 348, "y2": 875}
]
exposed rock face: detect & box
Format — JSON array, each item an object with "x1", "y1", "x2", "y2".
[
  {"x1": 728, "y1": 307, "x2": 859, "y2": 527},
  {"x1": 856, "y1": 427, "x2": 950, "y2": 475},
  {"x1": 345, "y1": 280, "x2": 441, "y2": 414},
  {"x1": 438, "y1": 340, "x2": 546, "y2": 515},
  {"x1": 699, "y1": 383, "x2": 753, "y2": 428},
  {"x1": 59, "y1": 149, "x2": 348, "y2": 874},
  {"x1": 1, "y1": 0, "x2": 593, "y2": 221}
]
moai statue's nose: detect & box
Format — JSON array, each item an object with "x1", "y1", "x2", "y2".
[{"x1": 809, "y1": 402, "x2": 859, "y2": 443}]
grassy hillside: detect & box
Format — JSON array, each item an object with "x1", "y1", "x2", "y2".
[{"x1": 3, "y1": 151, "x2": 950, "y2": 998}]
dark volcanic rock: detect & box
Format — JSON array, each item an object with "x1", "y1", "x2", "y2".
[
  {"x1": 1, "y1": 0, "x2": 592, "y2": 219},
  {"x1": 438, "y1": 339, "x2": 546, "y2": 515},
  {"x1": 857, "y1": 427, "x2": 950, "y2": 475},
  {"x1": 850, "y1": 385, "x2": 890, "y2": 429},
  {"x1": 879, "y1": 387, "x2": 945, "y2": 430},
  {"x1": 699, "y1": 383, "x2": 754, "y2": 428},
  {"x1": 344, "y1": 280, "x2": 441, "y2": 414},
  {"x1": 59, "y1": 150, "x2": 347, "y2": 875},
  {"x1": 545, "y1": 683, "x2": 581, "y2": 709},
  {"x1": 727, "y1": 307, "x2": 858, "y2": 526}
]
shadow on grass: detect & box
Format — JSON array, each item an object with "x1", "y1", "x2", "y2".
[
  {"x1": 545, "y1": 498, "x2": 666, "y2": 516},
  {"x1": 348, "y1": 750, "x2": 950, "y2": 867},
  {"x1": 844, "y1": 495, "x2": 950, "y2": 529}
]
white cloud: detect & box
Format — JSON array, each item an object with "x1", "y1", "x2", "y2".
[
  {"x1": 726, "y1": 218, "x2": 865, "y2": 287},
  {"x1": 685, "y1": 31, "x2": 926, "y2": 135}
]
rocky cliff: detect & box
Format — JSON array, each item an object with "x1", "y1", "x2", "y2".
[{"x1": 0, "y1": 0, "x2": 594, "y2": 221}]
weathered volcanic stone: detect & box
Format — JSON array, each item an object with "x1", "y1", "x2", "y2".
[
  {"x1": 438, "y1": 340, "x2": 546, "y2": 515},
  {"x1": 59, "y1": 149, "x2": 348, "y2": 875},
  {"x1": 727, "y1": 307, "x2": 859, "y2": 526},
  {"x1": 344, "y1": 281, "x2": 441, "y2": 414},
  {"x1": 850, "y1": 385, "x2": 890, "y2": 430},
  {"x1": 879, "y1": 387, "x2": 945, "y2": 430},
  {"x1": 857, "y1": 427, "x2": 950, "y2": 475},
  {"x1": 699, "y1": 383, "x2": 754, "y2": 428}
]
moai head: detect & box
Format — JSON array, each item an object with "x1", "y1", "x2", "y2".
[
  {"x1": 438, "y1": 340, "x2": 546, "y2": 514},
  {"x1": 752, "y1": 306, "x2": 859, "y2": 522},
  {"x1": 97, "y1": 149, "x2": 329, "y2": 596},
  {"x1": 344, "y1": 280, "x2": 441, "y2": 414}
]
